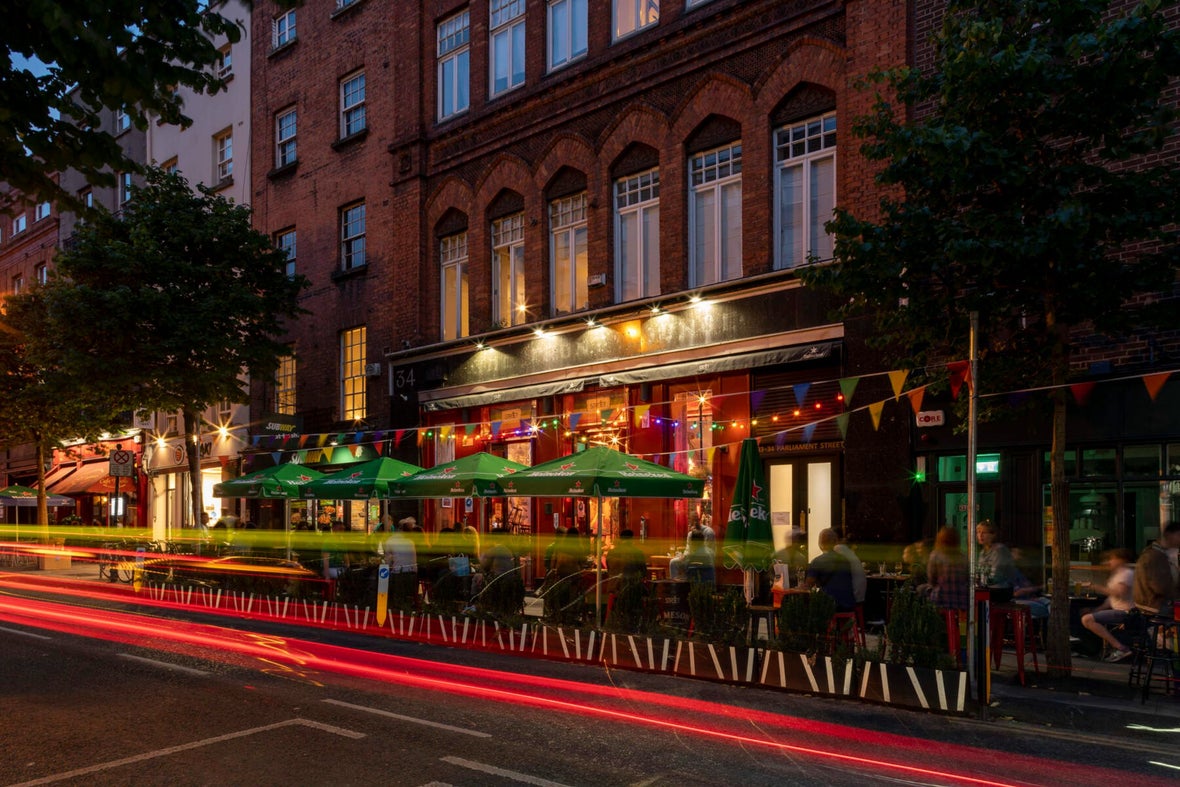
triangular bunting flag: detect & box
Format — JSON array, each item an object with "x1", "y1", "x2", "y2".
[
  {"x1": 801, "y1": 423, "x2": 818, "y2": 443},
  {"x1": 394, "y1": 429, "x2": 405, "y2": 448},
  {"x1": 793, "y1": 383, "x2": 811, "y2": 408},
  {"x1": 750, "y1": 390, "x2": 766, "y2": 414},
  {"x1": 316, "y1": 433, "x2": 328, "y2": 448},
  {"x1": 836, "y1": 412, "x2": 850, "y2": 439},
  {"x1": 252, "y1": 435, "x2": 262, "y2": 447},
  {"x1": 634, "y1": 404, "x2": 650, "y2": 427},
  {"x1": 1144, "y1": 371, "x2": 1172, "y2": 401},
  {"x1": 373, "y1": 441, "x2": 385, "y2": 456},
  {"x1": 271, "y1": 452, "x2": 282, "y2": 464},
  {"x1": 888, "y1": 370, "x2": 909, "y2": 400},
  {"x1": 706, "y1": 447, "x2": 716, "y2": 465},
  {"x1": 335, "y1": 433, "x2": 346, "y2": 445},
  {"x1": 219, "y1": 455, "x2": 228, "y2": 468},
  {"x1": 440, "y1": 425, "x2": 453, "y2": 440},
  {"x1": 354, "y1": 445, "x2": 365, "y2": 458},
  {"x1": 600, "y1": 409, "x2": 613, "y2": 423},
  {"x1": 464, "y1": 423, "x2": 476, "y2": 435},
  {"x1": 839, "y1": 377, "x2": 860, "y2": 406},
  {"x1": 1070, "y1": 382, "x2": 1096, "y2": 406},
  {"x1": 354, "y1": 431, "x2": 364, "y2": 444},
  {"x1": 775, "y1": 431, "x2": 787, "y2": 448},
  {"x1": 298, "y1": 434, "x2": 310, "y2": 448},
  {"x1": 908, "y1": 386, "x2": 926, "y2": 415},
  {"x1": 320, "y1": 449, "x2": 332, "y2": 463},
  {"x1": 947, "y1": 361, "x2": 969, "y2": 400},
  {"x1": 869, "y1": 401, "x2": 885, "y2": 431},
  {"x1": 491, "y1": 421, "x2": 502, "y2": 438}
]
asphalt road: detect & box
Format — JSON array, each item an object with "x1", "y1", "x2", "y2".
[{"x1": 2, "y1": 582, "x2": 1179, "y2": 786}]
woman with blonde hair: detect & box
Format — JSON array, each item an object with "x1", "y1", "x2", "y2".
[{"x1": 927, "y1": 526, "x2": 970, "y2": 610}]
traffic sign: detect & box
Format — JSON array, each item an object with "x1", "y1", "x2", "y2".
[{"x1": 109, "y1": 449, "x2": 135, "y2": 478}]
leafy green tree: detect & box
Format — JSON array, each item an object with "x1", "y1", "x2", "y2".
[
  {"x1": 38, "y1": 168, "x2": 307, "y2": 531},
  {"x1": 2, "y1": 1, "x2": 249, "y2": 210},
  {"x1": 803, "y1": 0, "x2": 1180, "y2": 673}
]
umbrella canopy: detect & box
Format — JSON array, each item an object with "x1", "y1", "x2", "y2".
[
  {"x1": 0, "y1": 485, "x2": 73, "y2": 507},
  {"x1": 391, "y1": 451, "x2": 529, "y2": 498},
  {"x1": 722, "y1": 438, "x2": 775, "y2": 570},
  {"x1": 301, "y1": 456, "x2": 422, "y2": 500},
  {"x1": 212, "y1": 464, "x2": 326, "y2": 499},
  {"x1": 505, "y1": 445, "x2": 705, "y2": 499}
]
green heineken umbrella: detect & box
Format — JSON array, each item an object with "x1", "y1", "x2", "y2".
[
  {"x1": 391, "y1": 452, "x2": 529, "y2": 499},
  {"x1": 722, "y1": 438, "x2": 775, "y2": 572},
  {"x1": 508, "y1": 445, "x2": 704, "y2": 626},
  {"x1": 212, "y1": 463, "x2": 326, "y2": 499},
  {"x1": 0, "y1": 484, "x2": 73, "y2": 507},
  {"x1": 301, "y1": 456, "x2": 423, "y2": 500}
]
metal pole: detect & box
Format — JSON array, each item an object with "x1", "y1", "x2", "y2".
[
  {"x1": 966, "y1": 311, "x2": 982, "y2": 715},
  {"x1": 595, "y1": 494, "x2": 603, "y2": 629}
]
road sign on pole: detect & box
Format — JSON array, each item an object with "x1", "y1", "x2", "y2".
[{"x1": 109, "y1": 449, "x2": 135, "y2": 478}]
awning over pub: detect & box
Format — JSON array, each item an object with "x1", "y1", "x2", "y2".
[{"x1": 45, "y1": 459, "x2": 117, "y2": 495}]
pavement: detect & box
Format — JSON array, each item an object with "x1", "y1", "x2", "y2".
[{"x1": 14, "y1": 560, "x2": 1180, "y2": 737}]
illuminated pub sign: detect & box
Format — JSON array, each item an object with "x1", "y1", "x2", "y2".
[{"x1": 938, "y1": 453, "x2": 1002, "y2": 481}]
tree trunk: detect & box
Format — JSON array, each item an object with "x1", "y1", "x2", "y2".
[
  {"x1": 36, "y1": 437, "x2": 49, "y2": 539},
  {"x1": 1045, "y1": 306, "x2": 1072, "y2": 676},
  {"x1": 183, "y1": 408, "x2": 205, "y2": 533}
]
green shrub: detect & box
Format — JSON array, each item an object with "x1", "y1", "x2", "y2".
[
  {"x1": 775, "y1": 590, "x2": 837, "y2": 655},
  {"x1": 605, "y1": 575, "x2": 657, "y2": 634},
  {"x1": 885, "y1": 587, "x2": 953, "y2": 669},
  {"x1": 689, "y1": 584, "x2": 749, "y2": 646}
]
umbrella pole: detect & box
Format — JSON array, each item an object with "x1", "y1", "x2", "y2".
[
  {"x1": 595, "y1": 494, "x2": 603, "y2": 629},
  {"x1": 285, "y1": 500, "x2": 292, "y2": 560}
]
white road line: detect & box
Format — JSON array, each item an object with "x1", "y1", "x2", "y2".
[
  {"x1": 322, "y1": 698, "x2": 491, "y2": 738},
  {"x1": 1150, "y1": 760, "x2": 1180, "y2": 772},
  {"x1": 10, "y1": 719, "x2": 365, "y2": 786},
  {"x1": 0, "y1": 625, "x2": 51, "y2": 640},
  {"x1": 441, "y1": 756, "x2": 571, "y2": 787},
  {"x1": 118, "y1": 653, "x2": 210, "y2": 677}
]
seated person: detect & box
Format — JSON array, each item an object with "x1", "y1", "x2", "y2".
[
  {"x1": 606, "y1": 529, "x2": 647, "y2": 583},
  {"x1": 1082, "y1": 548, "x2": 1136, "y2": 662},
  {"x1": 1012, "y1": 566, "x2": 1050, "y2": 620},
  {"x1": 684, "y1": 530, "x2": 715, "y2": 585},
  {"x1": 806, "y1": 528, "x2": 856, "y2": 612}
]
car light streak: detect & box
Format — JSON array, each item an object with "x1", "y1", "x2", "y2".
[{"x1": 0, "y1": 594, "x2": 1160, "y2": 787}]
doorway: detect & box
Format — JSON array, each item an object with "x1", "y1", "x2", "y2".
[{"x1": 768, "y1": 457, "x2": 839, "y2": 561}]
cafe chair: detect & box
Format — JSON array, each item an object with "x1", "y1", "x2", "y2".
[
  {"x1": 1127, "y1": 614, "x2": 1178, "y2": 704},
  {"x1": 991, "y1": 602, "x2": 1040, "y2": 685}
]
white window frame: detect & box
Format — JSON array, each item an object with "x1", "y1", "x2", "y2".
[
  {"x1": 688, "y1": 141, "x2": 743, "y2": 286},
  {"x1": 276, "y1": 228, "x2": 296, "y2": 278},
  {"x1": 35, "y1": 264, "x2": 47, "y2": 285},
  {"x1": 216, "y1": 45, "x2": 233, "y2": 79},
  {"x1": 440, "y1": 232, "x2": 470, "y2": 341},
  {"x1": 774, "y1": 112, "x2": 837, "y2": 269},
  {"x1": 341, "y1": 202, "x2": 366, "y2": 270},
  {"x1": 490, "y1": 0, "x2": 526, "y2": 97},
  {"x1": 492, "y1": 213, "x2": 526, "y2": 326},
  {"x1": 161, "y1": 158, "x2": 179, "y2": 175},
  {"x1": 614, "y1": 168, "x2": 660, "y2": 302},
  {"x1": 115, "y1": 109, "x2": 131, "y2": 134},
  {"x1": 549, "y1": 193, "x2": 588, "y2": 316},
  {"x1": 276, "y1": 107, "x2": 297, "y2": 168},
  {"x1": 272, "y1": 10, "x2": 296, "y2": 49},
  {"x1": 80, "y1": 189, "x2": 94, "y2": 209},
  {"x1": 12, "y1": 214, "x2": 27, "y2": 235},
  {"x1": 34, "y1": 201, "x2": 51, "y2": 222},
  {"x1": 340, "y1": 326, "x2": 367, "y2": 422},
  {"x1": 340, "y1": 71, "x2": 367, "y2": 138},
  {"x1": 274, "y1": 351, "x2": 296, "y2": 416},
  {"x1": 214, "y1": 129, "x2": 233, "y2": 181},
  {"x1": 12, "y1": 275, "x2": 23, "y2": 294},
  {"x1": 613, "y1": 0, "x2": 659, "y2": 41},
  {"x1": 548, "y1": 0, "x2": 588, "y2": 70},
  {"x1": 437, "y1": 11, "x2": 471, "y2": 120}
]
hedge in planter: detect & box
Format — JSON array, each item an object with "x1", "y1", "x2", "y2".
[
  {"x1": 673, "y1": 584, "x2": 759, "y2": 683},
  {"x1": 760, "y1": 589, "x2": 854, "y2": 696}
]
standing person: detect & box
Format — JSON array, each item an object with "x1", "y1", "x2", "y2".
[
  {"x1": 1134, "y1": 521, "x2": 1180, "y2": 616},
  {"x1": 806, "y1": 528, "x2": 856, "y2": 612},
  {"x1": 926, "y1": 526, "x2": 970, "y2": 611},
  {"x1": 833, "y1": 538, "x2": 867, "y2": 606},
  {"x1": 1081, "y1": 548, "x2": 1136, "y2": 661},
  {"x1": 975, "y1": 520, "x2": 1018, "y2": 588},
  {"x1": 383, "y1": 517, "x2": 418, "y2": 606}
]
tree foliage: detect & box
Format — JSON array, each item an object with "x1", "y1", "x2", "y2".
[
  {"x1": 39, "y1": 168, "x2": 307, "y2": 527},
  {"x1": 2, "y1": 0, "x2": 246, "y2": 210},
  {"x1": 802, "y1": 0, "x2": 1180, "y2": 673}
]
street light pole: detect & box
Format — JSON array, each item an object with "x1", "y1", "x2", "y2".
[{"x1": 966, "y1": 311, "x2": 982, "y2": 715}]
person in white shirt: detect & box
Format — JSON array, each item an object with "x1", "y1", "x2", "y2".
[
  {"x1": 834, "y1": 540, "x2": 867, "y2": 605},
  {"x1": 1082, "y1": 548, "x2": 1136, "y2": 662},
  {"x1": 383, "y1": 516, "x2": 419, "y2": 604}
]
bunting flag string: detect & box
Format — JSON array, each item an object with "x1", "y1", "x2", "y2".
[
  {"x1": 908, "y1": 386, "x2": 926, "y2": 415},
  {"x1": 839, "y1": 377, "x2": 859, "y2": 407},
  {"x1": 888, "y1": 370, "x2": 909, "y2": 401},
  {"x1": 793, "y1": 383, "x2": 811, "y2": 408},
  {"x1": 947, "y1": 361, "x2": 970, "y2": 400},
  {"x1": 1144, "y1": 371, "x2": 1171, "y2": 401},
  {"x1": 868, "y1": 401, "x2": 885, "y2": 431},
  {"x1": 836, "y1": 412, "x2": 850, "y2": 439},
  {"x1": 1070, "y1": 382, "x2": 1096, "y2": 406}
]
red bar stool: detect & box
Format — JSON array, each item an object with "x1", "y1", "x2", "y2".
[
  {"x1": 991, "y1": 602, "x2": 1039, "y2": 685},
  {"x1": 942, "y1": 608, "x2": 965, "y2": 668},
  {"x1": 830, "y1": 610, "x2": 865, "y2": 650}
]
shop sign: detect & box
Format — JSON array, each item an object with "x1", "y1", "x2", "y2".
[
  {"x1": 260, "y1": 412, "x2": 303, "y2": 436},
  {"x1": 915, "y1": 410, "x2": 945, "y2": 427}
]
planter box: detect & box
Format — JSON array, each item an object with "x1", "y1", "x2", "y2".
[
  {"x1": 493, "y1": 621, "x2": 535, "y2": 653},
  {"x1": 601, "y1": 634, "x2": 675, "y2": 673},
  {"x1": 858, "y1": 660, "x2": 969, "y2": 713},
  {"x1": 759, "y1": 650, "x2": 854, "y2": 696},
  {"x1": 532, "y1": 625, "x2": 601, "y2": 662},
  {"x1": 672, "y1": 640, "x2": 761, "y2": 683}
]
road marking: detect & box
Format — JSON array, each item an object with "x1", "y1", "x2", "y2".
[
  {"x1": 118, "y1": 653, "x2": 210, "y2": 677},
  {"x1": 0, "y1": 625, "x2": 51, "y2": 640},
  {"x1": 1149, "y1": 760, "x2": 1180, "y2": 772},
  {"x1": 441, "y1": 756, "x2": 571, "y2": 787},
  {"x1": 9, "y1": 719, "x2": 365, "y2": 786},
  {"x1": 322, "y1": 698, "x2": 491, "y2": 738}
]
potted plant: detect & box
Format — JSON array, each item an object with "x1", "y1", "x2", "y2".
[
  {"x1": 601, "y1": 575, "x2": 676, "y2": 673},
  {"x1": 858, "y1": 587, "x2": 968, "y2": 713},
  {"x1": 673, "y1": 584, "x2": 759, "y2": 683},
  {"x1": 761, "y1": 589, "x2": 855, "y2": 696}
]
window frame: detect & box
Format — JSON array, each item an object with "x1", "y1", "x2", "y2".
[
  {"x1": 773, "y1": 112, "x2": 837, "y2": 269},
  {"x1": 115, "y1": 109, "x2": 131, "y2": 134},
  {"x1": 216, "y1": 44, "x2": 233, "y2": 79},
  {"x1": 340, "y1": 326, "x2": 367, "y2": 422},
  {"x1": 274, "y1": 351, "x2": 296, "y2": 416},
  {"x1": 276, "y1": 107, "x2": 297, "y2": 168},
  {"x1": 491, "y1": 213, "x2": 526, "y2": 326},
  {"x1": 340, "y1": 202, "x2": 367, "y2": 270},
  {"x1": 437, "y1": 11, "x2": 471, "y2": 121},
  {"x1": 339, "y1": 71, "x2": 367, "y2": 139},
  {"x1": 35, "y1": 264, "x2": 47, "y2": 285},
  {"x1": 214, "y1": 128, "x2": 233, "y2": 182},
  {"x1": 489, "y1": 0, "x2": 526, "y2": 97},
  {"x1": 548, "y1": 0, "x2": 588, "y2": 71},
  {"x1": 272, "y1": 10, "x2": 297, "y2": 49},
  {"x1": 12, "y1": 214, "x2": 27, "y2": 235},
  {"x1": 549, "y1": 192, "x2": 589, "y2": 316},
  {"x1": 12, "y1": 275, "x2": 23, "y2": 294},
  {"x1": 688, "y1": 141, "x2": 743, "y2": 287},
  {"x1": 613, "y1": 0, "x2": 659, "y2": 42},
  {"x1": 614, "y1": 168, "x2": 661, "y2": 302},
  {"x1": 34, "y1": 201, "x2": 51, "y2": 222},
  {"x1": 440, "y1": 231, "x2": 470, "y2": 341},
  {"x1": 276, "y1": 228, "x2": 296, "y2": 279}
]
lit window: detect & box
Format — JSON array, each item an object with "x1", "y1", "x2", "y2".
[
  {"x1": 440, "y1": 232, "x2": 469, "y2": 341},
  {"x1": 689, "y1": 141, "x2": 742, "y2": 286},
  {"x1": 340, "y1": 326, "x2": 367, "y2": 421},
  {"x1": 34, "y1": 202, "x2": 51, "y2": 222},
  {"x1": 615, "y1": 168, "x2": 660, "y2": 302},
  {"x1": 115, "y1": 109, "x2": 131, "y2": 133},
  {"x1": 274, "y1": 351, "x2": 296, "y2": 416},
  {"x1": 272, "y1": 10, "x2": 296, "y2": 49},
  {"x1": 12, "y1": 214, "x2": 27, "y2": 235},
  {"x1": 613, "y1": 0, "x2": 658, "y2": 41},
  {"x1": 276, "y1": 229, "x2": 296, "y2": 278},
  {"x1": 35, "y1": 264, "x2": 47, "y2": 284},
  {"x1": 214, "y1": 129, "x2": 233, "y2": 181},
  {"x1": 438, "y1": 11, "x2": 470, "y2": 120},
  {"x1": 548, "y1": 0, "x2": 588, "y2": 70},
  {"x1": 550, "y1": 193, "x2": 588, "y2": 315},
  {"x1": 79, "y1": 189, "x2": 94, "y2": 209},
  {"x1": 12, "y1": 275, "x2": 23, "y2": 294},
  {"x1": 341, "y1": 203, "x2": 366, "y2": 270},
  {"x1": 775, "y1": 112, "x2": 836, "y2": 268},
  {"x1": 340, "y1": 71, "x2": 367, "y2": 138},
  {"x1": 490, "y1": 0, "x2": 525, "y2": 96},
  {"x1": 161, "y1": 158, "x2": 179, "y2": 175},
  {"x1": 216, "y1": 45, "x2": 232, "y2": 79},
  {"x1": 276, "y1": 108, "x2": 297, "y2": 167},
  {"x1": 491, "y1": 213, "x2": 526, "y2": 326}
]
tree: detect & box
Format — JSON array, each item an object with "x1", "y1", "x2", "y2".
[
  {"x1": 802, "y1": 0, "x2": 1180, "y2": 674},
  {"x1": 38, "y1": 168, "x2": 307, "y2": 532},
  {"x1": 2, "y1": 1, "x2": 245, "y2": 210}
]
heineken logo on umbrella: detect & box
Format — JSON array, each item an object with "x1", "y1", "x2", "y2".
[
  {"x1": 560, "y1": 462, "x2": 575, "y2": 471},
  {"x1": 443, "y1": 467, "x2": 457, "y2": 475}
]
